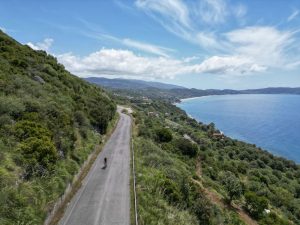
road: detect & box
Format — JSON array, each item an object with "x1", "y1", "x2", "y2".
[{"x1": 59, "y1": 107, "x2": 131, "y2": 225}]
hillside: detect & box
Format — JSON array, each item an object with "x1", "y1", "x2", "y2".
[
  {"x1": 85, "y1": 77, "x2": 186, "y2": 90},
  {"x1": 0, "y1": 31, "x2": 116, "y2": 224},
  {"x1": 113, "y1": 90, "x2": 300, "y2": 225}
]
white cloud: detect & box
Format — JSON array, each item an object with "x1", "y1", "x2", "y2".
[
  {"x1": 225, "y1": 26, "x2": 296, "y2": 68},
  {"x1": 56, "y1": 25, "x2": 300, "y2": 79},
  {"x1": 121, "y1": 38, "x2": 174, "y2": 57},
  {"x1": 135, "y1": 0, "x2": 192, "y2": 29},
  {"x1": 79, "y1": 30, "x2": 174, "y2": 57},
  {"x1": 135, "y1": 0, "x2": 245, "y2": 52},
  {"x1": 192, "y1": 55, "x2": 266, "y2": 74},
  {"x1": 287, "y1": 9, "x2": 299, "y2": 22},
  {"x1": 27, "y1": 38, "x2": 54, "y2": 51},
  {"x1": 197, "y1": 0, "x2": 228, "y2": 24},
  {"x1": 57, "y1": 48, "x2": 268, "y2": 79},
  {"x1": 57, "y1": 49, "x2": 188, "y2": 79}
]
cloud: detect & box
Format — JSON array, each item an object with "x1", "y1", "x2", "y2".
[
  {"x1": 57, "y1": 48, "x2": 268, "y2": 79},
  {"x1": 135, "y1": 0, "x2": 198, "y2": 48},
  {"x1": 225, "y1": 26, "x2": 296, "y2": 68},
  {"x1": 197, "y1": 0, "x2": 228, "y2": 24},
  {"x1": 84, "y1": 31, "x2": 175, "y2": 57},
  {"x1": 135, "y1": 0, "x2": 192, "y2": 29},
  {"x1": 135, "y1": 0, "x2": 245, "y2": 52},
  {"x1": 57, "y1": 49, "x2": 188, "y2": 78},
  {"x1": 192, "y1": 55, "x2": 266, "y2": 74},
  {"x1": 287, "y1": 9, "x2": 299, "y2": 22},
  {"x1": 56, "y1": 24, "x2": 300, "y2": 79},
  {"x1": 27, "y1": 38, "x2": 53, "y2": 51},
  {"x1": 122, "y1": 38, "x2": 174, "y2": 57}
]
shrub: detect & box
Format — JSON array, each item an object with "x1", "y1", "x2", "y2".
[
  {"x1": 155, "y1": 128, "x2": 173, "y2": 143},
  {"x1": 259, "y1": 212, "x2": 290, "y2": 225},
  {"x1": 14, "y1": 120, "x2": 51, "y2": 140},
  {"x1": 192, "y1": 195, "x2": 212, "y2": 224},
  {"x1": 18, "y1": 137, "x2": 58, "y2": 178},
  {"x1": 220, "y1": 171, "x2": 243, "y2": 203},
  {"x1": 176, "y1": 138, "x2": 198, "y2": 157},
  {"x1": 74, "y1": 111, "x2": 89, "y2": 126},
  {"x1": 244, "y1": 191, "x2": 268, "y2": 219},
  {"x1": 161, "y1": 178, "x2": 182, "y2": 204}
]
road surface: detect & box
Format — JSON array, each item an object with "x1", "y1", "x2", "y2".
[{"x1": 59, "y1": 107, "x2": 131, "y2": 225}]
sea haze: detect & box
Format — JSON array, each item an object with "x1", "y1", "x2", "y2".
[{"x1": 177, "y1": 94, "x2": 300, "y2": 163}]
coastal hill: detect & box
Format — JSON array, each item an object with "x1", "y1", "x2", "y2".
[
  {"x1": 90, "y1": 76, "x2": 300, "y2": 224},
  {"x1": 85, "y1": 77, "x2": 186, "y2": 90},
  {"x1": 86, "y1": 77, "x2": 300, "y2": 102},
  {"x1": 0, "y1": 30, "x2": 116, "y2": 224}
]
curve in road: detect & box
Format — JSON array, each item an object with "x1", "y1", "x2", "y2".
[{"x1": 59, "y1": 108, "x2": 131, "y2": 225}]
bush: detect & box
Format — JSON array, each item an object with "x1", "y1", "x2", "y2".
[
  {"x1": 155, "y1": 128, "x2": 173, "y2": 143},
  {"x1": 14, "y1": 120, "x2": 51, "y2": 140},
  {"x1": 244, "y1": 191, "x2": 268, "y2": 219},
  {"x1": 176, "y1": 138, "x2": 198, "y2": 157},
  {"x1": 192, "y1": 195, "x2": 212, "y2": 224},
  {"x1": 161, "y1": 178, "x2": 182, "y2": 204},
  {"x1": 18, "y1": 137, "x2": 58, "y2": 178},
  {"x1": 220, "y1": 171, "x2": 243, "y2": 203},
  {"x1": 259, "y1": 212, "x2": 290, "y2": 225},
  {"x1": 74, "y1": 111, "x2": 89, "y2": 127}
]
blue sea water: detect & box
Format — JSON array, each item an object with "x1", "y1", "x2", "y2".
[{"x1": 176, "y1": 94, "x2": 300, "y2": 163}]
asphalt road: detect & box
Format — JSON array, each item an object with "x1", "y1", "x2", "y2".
[{"x1": 59, "y1": 108, "x2": 131, "y2": 225}]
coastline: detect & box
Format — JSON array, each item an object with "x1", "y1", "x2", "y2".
[{"x1": 176, "y1": 94, "x2": 300, "y2": 164}]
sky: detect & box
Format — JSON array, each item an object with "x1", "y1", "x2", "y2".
[{"x1": 1, "y1": 0, "x2": 300, "y2": 89}]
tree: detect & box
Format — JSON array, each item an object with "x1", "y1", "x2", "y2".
[
  {"x1": 220, "y1": 171, "x2": 243, "y2": 203},
  {"x1": 244, "y1": 191, "x2": 268, "y2": 219},
  {"x1": 155, "y1": 128, "x2": 173, "y2": 143}
]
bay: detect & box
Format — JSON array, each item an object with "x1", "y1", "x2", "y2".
[{"x1": 177, "y1": 94, "x2": 300, "y2": 163}]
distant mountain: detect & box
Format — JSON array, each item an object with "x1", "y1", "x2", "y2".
[
  {"x1": 241, "y1": 87, "x2": 300, "y2": 95},
  {"x1": 86, "y1": 77, "x2": 300, "y2": 103},
  {"x1": 85, "y1": 77, "x2": 186, "y2": 90}
]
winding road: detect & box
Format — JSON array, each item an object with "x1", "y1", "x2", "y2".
[{"x1": 59, "y1": 107, "x2": 131, "y2": 225}]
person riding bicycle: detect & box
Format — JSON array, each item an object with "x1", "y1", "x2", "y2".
[{"x1": 103, "y1": 157, "x2": 107, "y2": 169}]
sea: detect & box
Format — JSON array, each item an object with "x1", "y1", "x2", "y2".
[{"x1": 176, "y1": 94, "x2": 300, "y2": 163}]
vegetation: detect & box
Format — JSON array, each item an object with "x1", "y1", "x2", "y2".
[
  {"x1": 0, "y1": 31, "x2": 116, "y2": 224},
  {"x1": 88, "y1": 77, "x2": 300, "y2": 103},
  {"x1": 1, "y1": 28, "x2": 299, "y2": 225},
  {"x1": 117, "y1": 92, "x2": 300, "y2": 225}
]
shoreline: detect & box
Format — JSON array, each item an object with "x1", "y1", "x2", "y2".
[
  {"x1": 175, "y1": 95, "x2": 300, "y2": 164},
  {"x1": 176, "y1": 93, "x2": 300, "y2": 104}
]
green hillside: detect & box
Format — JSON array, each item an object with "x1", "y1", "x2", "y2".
[
  {"x1": 115, "y1": 93, "x2": 300, "y2": 225},
  {"x1": 0, "y1": 31, "x2": 116, "y2": 224}
]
